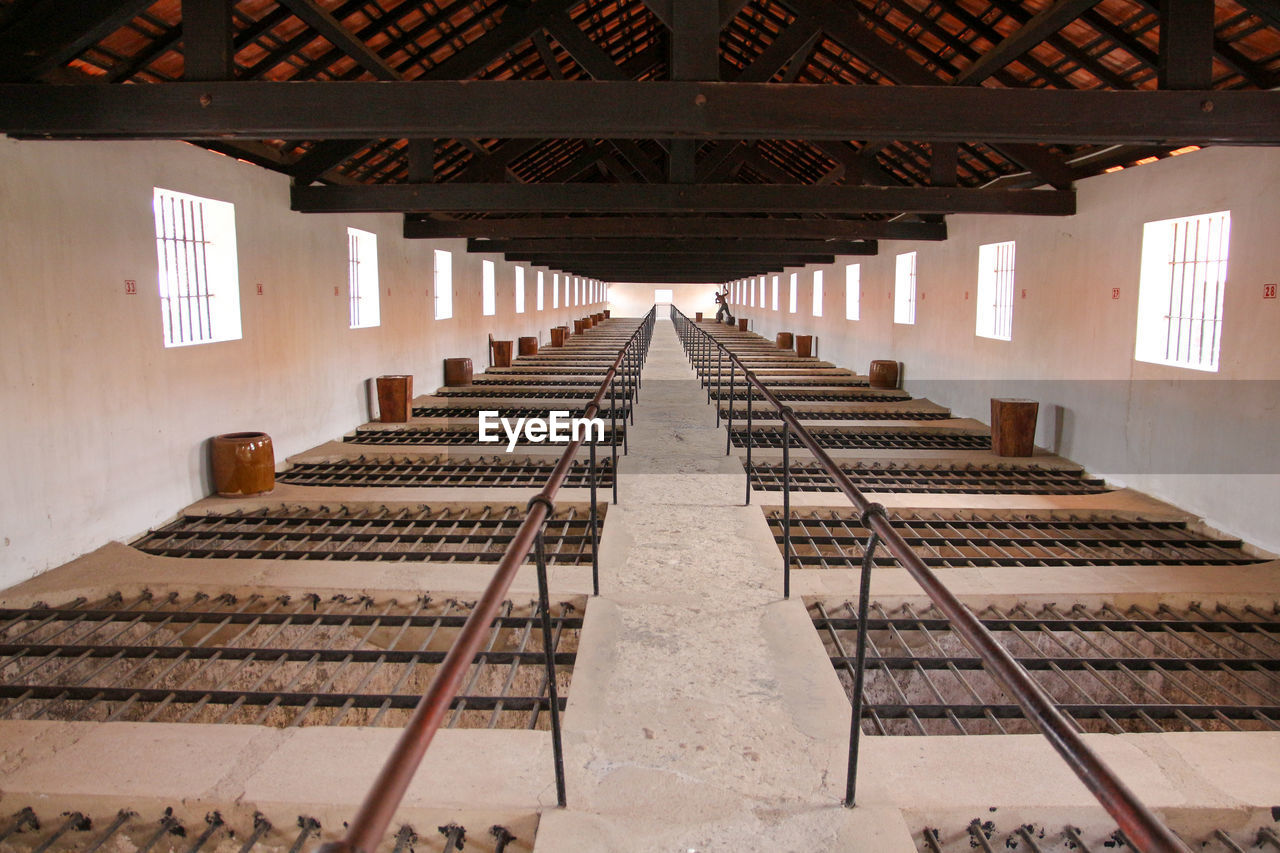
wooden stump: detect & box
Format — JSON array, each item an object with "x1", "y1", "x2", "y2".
[
  {"x1": 738, "y1": 319, "x2": 749, "y2": 331},
  {"x1": 776, "y1": 332, "x2": 794, "y2": 350},
  {"x1": 444, "y1": 357, "x2": 473, "y2": 386},
  {"x1": 573, "y1": 319, "x2": 587, "y2": 334},
  {"x1": 603, "y1": 310, "x2": 611, "y2": 318},
  {"x1": 869, "y1": 360, "x2": 900, "y2": 389},
  {"x1": 492, "y1": 340, "x2": 514, "y2": 367},
  {"x1": 795, "y1": 335, "x2": 814, "y2": 358},
  {"x1": 990, "y1": 398, "x2": 1039, "y2": 457},
  {"x1": 550, "y1": 327, "x2": 569, "y2": 347},
  {"x1": 518, "y1": 336, "x2": 538, "y2": 356},
  {"x1": 695, "y1": 312, "x2": 703, "y2": 322},
  {"x1": 211, "y1": 432, "x2": 274, "y2": 497},
  {"x1": 376, "y1": 374, "x2": 412, "y2": 422}
]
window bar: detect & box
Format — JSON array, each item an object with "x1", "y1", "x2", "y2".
[
  {"x1": 194, "y1": 197, "x2": 212, "y2": 342},
  {"x1": 330, "y1": 595, "x2": 431, "y2": 726},
  {"x1": 349, "y1": 230, "x2": 359, "y2": 327},
  {"x1": 533, "y1": 525, "x2": 568, "y2": 807},
  {"x1": 367, "y1": 600, "x2": 457, "y2": 727},
  {"x1": 840, "y1": 601, "x2": 926, "y2": 735},
  {"x1": 843, "y1": 521, "x2": 879, "y2": 806},
  {"x1": 525, "y1": 608, "x2": 567, "y2": 731},
  {"x1": 180, "y1": 197, "x2": 198, "y2": 345},
  {"x1": 875, "y1": 602, "x2": 972, "y2": 735},
  {"x1": 967, "y1": 819, "x2": 997, "y2": 853},
  {"x1": 30, "y1": 812, "x2": 91, "y2": 853},
  {"x1": 487, "y1": 613, "x2": 537, "y2": 729}
]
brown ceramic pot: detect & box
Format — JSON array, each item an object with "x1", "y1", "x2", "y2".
[
  {"x1": 738, "y1": 319, "x2": 749, "y2": 331},
  {"x1": 603, "y1": 310, "x2": 611, "y2": 318},
  {"x1": 376, "y1": 374, "x2": 412, "y2": 423},
  {"x1": 795, "y1": 335, "x2": 814, "y2": 358},
  {"x1": 776, "y1": 332, "x2": 794, "y2": 350},
  {"x1": 869, "y1": 359, "x2": 900, "y2": 389},
  {"x1": 443, "y1": 357, "x2": 473, "y2": 386},
  {"x1": 518, "y1": 336, "x2": 538, "y2": 356},
  {"x1": 695, "y1": 312, "x2": 703, "y2": 322},
  {"x1": 492, "y1": 339, "x2": 514, "y2": 368},
  {"x1": 550, "y1": 327, "x2": 569, "y2": 347},
  {"x1": 573, "y1": 319, "x2": 586, "y2": 334},
  {"x1": 211, "y1": 432, "x2": 274, "y2": 497}
]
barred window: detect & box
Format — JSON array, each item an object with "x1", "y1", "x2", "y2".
[
  {"x1": 812, "y1": 270, "x2": 824, "y2": 317},
  {"x1": 482, "y1": 259, "x2": 496, "y2": 317},
  {"x1": 153, "y1": 188, "x2": 242, "y2": 347},
  {"x1": 433, "y1": 249, "x2": 452, "y2": 320},
  {"x1": 894, "y1": 251, "x2": 917, "y2": 325},
  {"x1": 845, "y1": 264, "x2": 860, "y2": 321},
  {"x1": 515, "y1": 266, "x2": 526, "y2": 314},
  {"x1": 536, "y1": 271, "x2": 545, "y2": 311},
  {"x1": 975, "y1": 241, "x2": 1015, "y2": 341},
  {"x1": 347, "y1": 227, "x2": 380, "y2": 329},
  {"x1": 1135, "y1": 211, "x2": 1230, "y2": 372},
  {"x1": 788, "y1": 273, "x2": 798, "y2": 313}
]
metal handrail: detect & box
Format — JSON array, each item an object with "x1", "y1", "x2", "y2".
[
  {"x1": 320, "y1": 308, "x2": 656, "y2": 853},
  {"x1": 670, "y1": 306, "x2": 1189, "y2": 853}
]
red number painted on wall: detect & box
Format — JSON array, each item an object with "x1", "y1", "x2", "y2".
[
  {"x1": 1111, "y1": 288, "x2": 1121, "y2": 300},
  {"x1": 124, "y1": 280, "x2": 137, "y2": 295},
  {"x1": 1265, "y1": 284, "x2": 1278, "y2": 299},
  {"x1": 256, "y1": 283, "x2": 264, "y2": 296}
]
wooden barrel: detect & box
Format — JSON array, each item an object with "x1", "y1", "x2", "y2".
[
  {"x1": 603, "y1": 310, "x2": 611, "y2": 318},
  {"x1": 991, "y1": 398, "x2": 1039, "y2": 457},
  {"x1": 376, "y1": 374, "x2": 412, "y2": 422},
  {"x1": 738, "y1": 319, "x2": 749, "y2": 331},
  {"x1": 584, "y1": 316, "x2": 594, "y2": 328},
  {"x1": 869, "y1": 360, "x2": 900, "y2": 389},
  {"x1": 695, "y1": 312, "x2": 703, "y2": 322},
  {"x1": 795, "y1": 335, "x2": 814, "y2": 358},
  {"x1": 492, "y1": 340, "x2": 514, "y2": 367},
  {"x1": 550, "y1": 327, "x2": 569, "y2": 347},
  {"x1": 593, "y1": 313, "x2": 604, "y2": 323},
  {"x1": 776, "y1": 332, "x2": 794, "y2": 349},
  {"x1": 518, "y1": 336, "x2": 538, "y2": 356},
  {"x1": 444, "y1": 357, "x2": 473, "y2": 386},
  {"x1": 211, "y1": 432, "x2": 274, "y2": 497}
]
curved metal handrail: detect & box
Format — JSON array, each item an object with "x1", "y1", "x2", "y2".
[
  {"x1": 320, "y1": 308, "x2": 656, "y2": 853},
  {"x1": 670, "y1": 305, "x2": 1188, "y2": 853}
]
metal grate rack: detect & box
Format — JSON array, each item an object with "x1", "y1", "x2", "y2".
[
  {"x1": 346, "y1": 424, "x2": 625, "y2": 447},
  {"x1": 722, "y1": 407, "x2": 951, "y2": 421},
  {"x1": 712, "y1": 389, "x2": 912, "y2": 402},
  {"x1": 412, "y1": 404, "x2": 630, "y2": 420},
  {"x1": 431, "y1": 388, "x2": 601, "y2": 399},
  {"x1": 278, "y1": 455, "x2": 615, "y2": 488},
  {"x1": 815, "y1": 599, "x2": 1280, "y2": 736},
  {"x1": 132, "y1": 504, "x2": 602, "y2": 565},
  {"x1": 0, "y1": 591, "x2": 582, "y2": 729},
  {"x1": 919, "y1": 819, "x2": 1280, "y2": 852},
  {"x1": 771, "y1": 509, "x2": 1262, "y2": 568},
  {"x1": 749, "y1": 461, "x2": 1108, "y2": 494},
  {"x1": 731, "y1": 427, "x2": 990, "y2": 450}
]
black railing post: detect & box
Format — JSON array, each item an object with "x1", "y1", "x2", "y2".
[
  {"x1": 745, "y1": 387, "x2": 753, "y2": 505},
  {"x1": 844, "y1": 514, "x2": 882, "y2": 807},
  {"x1": 713, "y1": 345, "x2": 721, "y2": 412},
  {"x1": 610, "y1": 377, "x2": 620, "y2": 498},
  {"x1": 725, "y1": 359, "x2": 735, "y2": 456},
  {"x1": 782, "y1": 417, "x2": 791, "y2": 599},
  {"x1": 532, "y1": 521, "x2": 567, "y2": 808},
  {"x1": 589, "y1": 438, "x2": 600, "y2": 597}
]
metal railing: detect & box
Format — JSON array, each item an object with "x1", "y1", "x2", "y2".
[
  {"x1": 318, "y1": 308, "x2": 655, "y2": 853},
  {"x1": 670, "y1": 306, "x2": 1190, "y2": 853}
]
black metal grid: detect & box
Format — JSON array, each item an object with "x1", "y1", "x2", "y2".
[
  {"x1": 722, "y1": 407, "x2": 951, "y2": 421},
  {"x1": 432, "y1": 388, "x2": 600, "y2": 399},
  {"x1": 278, "y1": 455, "x2": 615, "y2": 489},
  {"x1": 132, "y1": 504, "x2": 602, "y2": 565},
  {"x1": 484, "y1": 367, "x2": 609, "y2": 375},
  {"x1": 919, "y1": 819, "x2": 1280, "y2": 852},
  {"x1": 346, "y1": 424, "x2": 625, "y2": 446},
  {"x1": 731, "y1": 427, "x2": 989, "y2": 450},
  {"x1": 749, "y1": 461, "x2": 1108, "y2": 494},
  {"x1": 712, "y1": 389, "x2": 912, "y2": 402},
  {"x1": 0, "y1": 591, "x2": 582, "y2": 729},
  {"x1": 413, "y1": 404, "x2": 630, "y2": 420},
  {"x1": 751, "y1": 378, "x2": 871, "y2": 387},
  {"x1": 473, "y1": 377, "x2": 604, "y2": 386},
  {"x1": 771, "y1": 509, "x2": 1262, "y2": 568},
  {"x1": 813, "y1": 599, "x2": 1280, "y2": 736}
]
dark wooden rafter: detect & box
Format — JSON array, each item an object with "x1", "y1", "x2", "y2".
[
  {"x1": 0, "y1": 0, "x2": 155, "y2": 80},
  {"x1": 405, "y1": 217, "x2": 948, "y2": 241},
  {"x1": 182, "y1": 0, "x2": 235, "y2": 82},
  {"x1": 272, "y1": 0, "x2": 401, "y2": 80},
  {"x1": 953, "y1": 0, "x2": 1106, "y2": 86},
  {"x1": 467, "y1": 238, "x2": 878, "y2": 255},
  {"x1": 1158, "y1": 0, "x2": 1215, "y2": 90}
]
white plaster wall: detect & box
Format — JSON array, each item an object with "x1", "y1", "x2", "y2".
[
  {"x1": 607, "y1": 282, "x2": 721, "y2": 318},
  {"x1": 0, "y1": 137, "x2": 607, "y2": 587},
  {"x1": 731, "y1": 146, "x2": 1280, "y2": 553}
]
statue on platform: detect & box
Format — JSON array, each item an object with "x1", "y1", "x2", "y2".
[{"x1": 714, "y1": 287, "x2": 734, "y2": 325}]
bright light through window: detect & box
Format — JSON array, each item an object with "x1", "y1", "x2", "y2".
[
  {"x1": 976, "y1": 241, "x2": 1015, "y2": 341},
  {"x1": 812, "y1": 270, "x2": 823, "y2": 317},
  {"x1": 845, "y1": 263, "x2": 860, "y2": 321},
  {"x1": 894, "y1": 252, "x2": 917, "y2": 325},
  {"x1": 655, "y1": 288, "x2": 674, "y2": 303},
  {"x1": 553, "y1": 273, "x2": 560, "y2": 308},
  {"x1": 537, "y1": 271, "x2": 545, "y2": 311},
  {"x1": 433, "y1": 249, "x2": 452, "y2": 320},
  {"x1": 771, "y1": 276, "x2": 779, "y2": 310},
  {"x1": 515, "y1": 266, "x2": 525, "y2": 314},
  {"x1": 153, "y1": 187, "x2": 242, "y2": 347},
  {"x1": 482, "y1": 259, "x2": 496, "y2": 316},
  {"x1": 788, "y1": 273, "x2": 798, "y2": 313},
  {"x1": 346, "y1": 227, "x2": 380, "y2": 329}
]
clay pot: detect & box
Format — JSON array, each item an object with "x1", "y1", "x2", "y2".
[
  {"x1": 603, "y1": 310, "x2": 611, "y2": 318},
  {"x1": 492, "y1": 339, "x2": 514, "y2": 368},
  {"x1": 211, "y1": 432, "x2": 274, "y2": 497},
  {"x1": 376, "y1": 374, "x2": 413, "y2": 423},
  {"x1": 518, "y1": 336, "x2": 538, "y2": 356},
  {"x1": 795, "y1": 335, "x2": 814, "y2": 358},
  {"x1": 869, "y1": 360, "x2": 900, "y2": 390},
  {"x1": 738, "y1": 319, "x2": 749, "y2": 331},
  {"x1": 695, "y1": 312, "x2": 704, "y2": 322},
  {"x1": 776, "y1": 332, "x2": 794, "y2": 350},
  {"x1": 550, "y1": 327, "x2": 569, "y2": 347},
  {"x1": 991, "y1": 398, "x2": 1040, "y2": 457},
  {"x1": 574, "y1": 320, "x2": 587, "y2": 334},
  {"x1": 594, "y1": 313, "x2": 604, "y2": 323},
  {"x1": 444, "y1": 357, "x2": 473, "y2": 386}
]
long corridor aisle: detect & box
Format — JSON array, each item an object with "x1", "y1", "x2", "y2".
[{"x1": 534, "y1": 319, "x2": 917, "y2": 851}]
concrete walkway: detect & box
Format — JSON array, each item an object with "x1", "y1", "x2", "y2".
[{"x1": 534, "y1": 320, "x2": 915, "y2": 852}]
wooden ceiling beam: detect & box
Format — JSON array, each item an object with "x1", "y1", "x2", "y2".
[
  {"x1": 953, "y1": 0, "x2": 1104, "y2": 86},
  {"x1": 406, "y1": 217, "x2": 948, "y2": 241},
  {"x1": 1157, "y1": 0, "x2": 1215, "y2": 90},
  {"x1": 273, "y1": 0, "x2": 402, "y2": 80},
  {"x1": 294, "y1": 182, "x2": 1075, "y2": 215},
  {"x1": 0, "y1": 0, "x2": 154, "y2": 81},
  {"x1": 183, "y1": 0, "x2": 235, "y2": 82},
  {"x1": 513, "y1": 253, "x2": 833, "y2": 267},
  {"x1": 469, "y1": 238, "x2": 877, "y2": 255},
  {"x1": 6, "y1": 82, "x2": 1276, "y2": 144}
]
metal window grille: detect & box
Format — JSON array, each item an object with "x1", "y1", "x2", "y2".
[
  {"x1": 730, "y1": 427, "x2": 989, "y2": 450},
  {"x1": 748, "y1": 461, "x2": 1108, "y2": 494},
  {"x1": 155, "y1": 190, "x2": 214, "y2": 346},
  {"x1": 278, "y1": 454, "x2": 615, "y2": 488},
  {"x1": 813, "y1": 599, "x2": 1280, "y2": 736},
  {"x1": 0, "y1": 591, "x2": 581, "y2": 729},
  {"x1": 131, "y1": 504, "x2": 603, "y2": 565},
  {"x1": 771, "y1": 509, "x2": 1262, "y2": 569},
  {"x1": 977, "y1": 241, "x2": 1015, "y2": 341},
  {"x1": 1162, "y1": 211, "x2": 1229, "y2": 370},
  {"x1": 895, "y1": 252, "x2": 917, "y2": 324}
]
